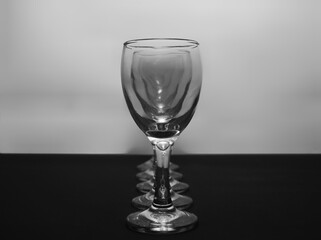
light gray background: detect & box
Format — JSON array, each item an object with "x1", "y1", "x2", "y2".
[{"x1": 1, "y1": 0, "x2": 320, "y2": 154}]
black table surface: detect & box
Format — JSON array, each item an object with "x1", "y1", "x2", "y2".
[{"x1": 0, "y1": 154, "x2": 320, "y2": 239}]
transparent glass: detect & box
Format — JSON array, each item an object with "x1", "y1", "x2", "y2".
[
  {"x1": 136, "y1": 156, "x2": 189, "y2": 194},
  {"x1": 134, "y1": 157, "x2": 191, "y2": 210},
  {"x1": 122, "y1": 38, "x2": 202, "y2": 234},
  {"x1": 136, "y1": 174, "x2": 189, "y2": 194},
  {"x1": 137, "y1": 156, "x2": 179, "y2": 172},
  {"x1": 136, "y1": 165, "x2": 183, "y2": 182}
]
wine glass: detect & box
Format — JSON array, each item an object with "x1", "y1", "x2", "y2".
[{"x1": 122, "y1": 38, "x2": 202, "y2": 233}]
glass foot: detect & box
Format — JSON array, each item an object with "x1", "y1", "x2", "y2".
[
  {"x1": 132, "y1": 191, "x2": 193, "y2": 210},
  {"x1": 137, "y1": 157, "x2": 179, "y2": 172},
  {"x1": 136, "y1": 169, "x2": 183, "y2": 182},
  {"x1": 136, "y1": 178, "x2": 189, "y2": 194},
  {"x1": 127, "y1": 205, "x2": 198, "y2": 234}
]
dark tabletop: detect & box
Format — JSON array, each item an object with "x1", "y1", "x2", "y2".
[{"x1": 0, "y1": 154, "x2": 320, "y2": 239}]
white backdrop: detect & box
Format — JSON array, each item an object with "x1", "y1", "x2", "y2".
[{"x1": 0, "y1": 0, "x2": 320, "y2": 154}]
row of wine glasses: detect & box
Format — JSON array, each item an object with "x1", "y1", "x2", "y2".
[
  {"x1": 133, "y1": 156, "x2": 193, "y2": 210},
  {"x1": 121, "y1": 38, "x2": 202, "y2": 234},
  {"x1": 136, "y1": 156, "x2": 189, "y2": 194}
]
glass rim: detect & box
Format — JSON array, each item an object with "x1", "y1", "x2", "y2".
[{"x1": 123, "y1": 38, "x2": 199, "y2": 49}]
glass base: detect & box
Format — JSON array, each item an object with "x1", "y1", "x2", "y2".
[
  {"x1": 137, "y1": 158, "x2": 179, "y2": 172},
  {"x1": 136, "y1": 178, "x2": 189, "y2": 194},
  {"x1": 127, "y1": 205, "x2": 198, "y2": 234},
  {"x1": 136, "y1": 169, "x2": 183, "y2": 182},
  {"x1": 132, "y1": 191, "x2": 193, "y2": 210}
]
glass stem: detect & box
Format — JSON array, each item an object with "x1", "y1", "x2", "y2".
[{"x1": 151, "y1": 141, "x2": 174, "y2": 209}]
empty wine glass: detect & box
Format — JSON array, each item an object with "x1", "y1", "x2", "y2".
[{"x1": 122, "y1": 38, "x2": 202, "y2": 233}]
